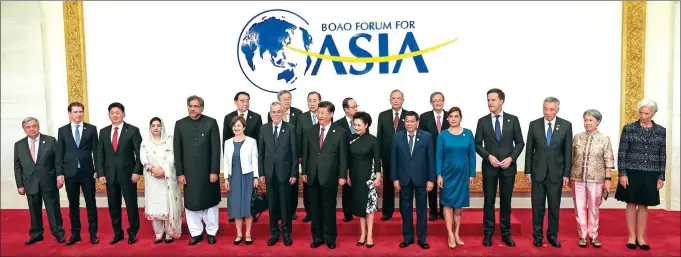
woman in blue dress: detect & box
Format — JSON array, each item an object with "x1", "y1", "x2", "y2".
[{"x1": 436, "y1": 107, "x2": 476, "y2": 249}]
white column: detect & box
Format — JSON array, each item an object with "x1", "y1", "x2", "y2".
[
  {"x1": 643, "y1": 1, "x2": 679, "y2": 210},
  {"x1": 0, "y1": 1, "x2": 49, "y2": 209},
  {"x1": 670, "y1": 2, "x2": 680, "y2": 211}
]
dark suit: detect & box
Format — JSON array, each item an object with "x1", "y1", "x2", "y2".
[
  {"x1": 14, "y1": 134, "x2": 65, "y2": 239},
  {"x1": 524, "y1": 117, "x2": 572, "y2": 240},
  {"x1": 271, "y1": 107, "x2": 302, "y2": 215},
  {"x1": 295, "y1": 111, "x2": 316, "y2": 218},
  {"x1": 474, "y1": 113, "x2": 524, "y2": 237},
  {"x1": 418, "y1": 110, "x2": 449, "y2": 217},
  {"x1": 56, "y1": 123, "x2": 99, "y2": 238},
  {"x1": 376, "y1": 109, "x2": 408, "y2": 218},
  {"x1": 391, "y1": 130, "x2": 435, "y2": 243},
  {"x1": 302, "y1": 123, "x2": 348, "y2": 243},
  {"x1": 223, "y1": 110, "x2": 263, "y2": 147},
  {"x1": 96, "y1": 123, "x2": 143, "y2": 238},
  {"x1": 258, "y1": 122, "x2": 297, "y2": 237},
  {"x1": 332, "y1": 116, "x2": 354, "y2": 219}
]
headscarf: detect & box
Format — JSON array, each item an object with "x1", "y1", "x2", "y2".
[{"x1": 147, "y1": 117, "x2": 170, "y2": 145}]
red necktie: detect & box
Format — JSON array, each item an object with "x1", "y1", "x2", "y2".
[
  {"x1": 393, "y1": 112, "x2": 399, "y2": 131},
  {"x1": 112, "y1": 127, "x2": 119, "y2": 152},
  {"x1": 436, "y1": 115, "x2": 442, "y2": 133},
  {"x1": 319, "y1": 127, "x2": 325, "y2": 148}
]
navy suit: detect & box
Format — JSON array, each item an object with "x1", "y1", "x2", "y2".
[{"x1": 391, "y1": 130, "x2": 435, "y2": 243}]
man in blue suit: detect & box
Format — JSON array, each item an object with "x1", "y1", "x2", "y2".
[{"x1": 391, "y1": 111, "x2": 435, "y2": 249}]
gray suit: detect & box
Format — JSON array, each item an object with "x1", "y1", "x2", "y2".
[
  {"x1": 14, "y1": 134, "x2": 65, "y2": 239},
  {"x1": 524, "y1": 117, "x2": 572, "y2": 240},
  {"x1": 259, "y1": 122, "x2": 297, "y2": 236}
]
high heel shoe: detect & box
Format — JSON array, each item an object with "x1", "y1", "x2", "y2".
[
  {"x1": 245, "y1": 236, "x2": 253, "y2": 245},
  {"x1": 637, "y1": 240, "x2": 650, "y2": 251},
  {"x1": 448, "y1": 236, "x2": 457, "y2": 249},
  {"x1": 357, "y1": 235, "x2": 366, "y2": 246},
  {"x1": 366, "y1": 236, "x2": 374, "y2": 248},
  {"x1": 154, "y1": 237, "x2": 163, "y2": 244},
  {"x1": 234, "y1": 236, "x2": 243, "y2": 245},
  {"x1": 626, "y1": 239, "x2": 637, "y2": 249},
  {"x1": 165, "y1": 238, "x2": 173, "y2": 244}
]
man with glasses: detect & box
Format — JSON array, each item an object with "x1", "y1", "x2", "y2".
[
  {"x1": 333, "y1": 97, "x2": 359, "y2": 222},
  {"x1": 296, "y1": 91, "x2": 322, "y2": 223},
  {"x1": 418, "y1": 92, "x2": 449, "y2": 221}
]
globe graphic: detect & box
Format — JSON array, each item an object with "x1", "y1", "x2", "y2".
[{"x1": 238, "y1": 9, "x2": 313, "y2": 93}]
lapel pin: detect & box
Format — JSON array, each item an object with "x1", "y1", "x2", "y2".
[
  {"x1": 557, "y1": 124, "x2": 561, "y2": 127},
  {"x1": 507, "y1": 119, "x2": 510, "y2": 123},
  {"x1": 84, "y1": 127, "x2": 86, "y2": 130},
  {"x1": 249, "y1": 116, "x2": 252, "y2": 119},
  {"x1": 416, "y1": 138, "x2": 419, "y2": 141},
  {"x1": 202, "y1": 133, "x2": 204, "y2": 136},
  {"x1": 463, "y1": 134, "x2": 466, "y2": 136},
  {"x1": 401, "y1": 119, "x2": 404, "y2": 121},
  {"x1": 42, "y1": 141, "x2": 45, "y2": 144},
  {"x1": 282, "y1": 129, "x2": 285, "y2": 133},
  {"x1": 292, "y1": 113, "x2": 295, "y2": 116},
  {"x1": 332, "y1": 130, "x2": 336, "y2": 133},
  {"x1": 556, "y1": 128, "x2": 560, "y2": 130}
]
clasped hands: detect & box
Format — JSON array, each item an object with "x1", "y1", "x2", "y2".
[{"x1": 489, "y1": 155, "x2": 512, "y2": 169}]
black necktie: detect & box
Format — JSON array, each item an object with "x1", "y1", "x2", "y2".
[
  {"x1": 495, "y1": 115, "x2": 501, "y2": 141},
  {"x1": 274, "y1": 125, "x2": 279, "y2": 147}
]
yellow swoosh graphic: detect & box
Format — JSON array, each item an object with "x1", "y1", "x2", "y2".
[{"x1": 284, "y1": 38, "x2": 457, "y2": 63}]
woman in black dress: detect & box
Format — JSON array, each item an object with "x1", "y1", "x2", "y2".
[
  {"x1": 348, "y1": 112, "x2": 381, "y2": 248},
  {"x1": 615, "y1": 99, "x2": 666, "y2": 251}
]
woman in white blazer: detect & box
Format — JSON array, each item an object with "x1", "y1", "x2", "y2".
[{"x1": 224, "y1": 116, "x2": 259, "y2": 245}]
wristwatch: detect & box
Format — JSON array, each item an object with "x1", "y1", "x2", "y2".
[{"x1": 604, "y1": 177, "x2": 612, "y2": 181}]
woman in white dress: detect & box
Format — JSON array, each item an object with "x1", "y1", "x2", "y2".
[{"x1": 140, "y1": 117, "x2": 183, "y2": 244}]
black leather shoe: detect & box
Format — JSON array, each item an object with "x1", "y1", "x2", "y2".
[
  {"x1": 25, "y1": 237, "x2": 43, "y2": 245},
  {"x1": 128, "y1": 235, "x2": 137, "y2": 244},
  {"x1": 283, "y1": 235, "x2": 292, "y2": 246},
  {"x1": 502, "y1": 236, "x2": 516, "y2": 247},
  {"x1": 357, "y1": 241, "x2": 366, "y2": 246},
  {"x1": 302, "y1": 216, "x2": 312, "y2": 222},
  {"x1": 244, "y1": 236, "x2": 252, "y2": 245},
  {"x1": 418, "y1": 242, "x2": 430, "y2": 249},
  {"x1": 381, "y1": 216, "x2": 391, "y2": 221},
  {"x1": 548, "y1": 238, "x2": 561, "y2": 248},
  {"x1": 626, "y1": 242, "x2": 637, "y2": 249},
  {"x1": 291, "y1": 213, "x2": 298, "y2": 220},
  {"x1": 207, "y1": 235, "x2": 217, "y2": 244},
  {"x1": 310, "y1": 241, "x2": 324, "y2": 248},
  {"x1": 482, "y1": 235, "x2": 492, "y2": 247},
  {"x1": 366, "y1": 243, "x2": 374, "y2": 248},
  {"x1": 109, "y1": 236, "x2": 123, "y2": 245},
  {"x1": 268, "y1": 236, "x2": 279, "y2": 246},
  {"x1": 90, "y1": 236, "x2": 99, "y2": 244},
  {"x1": 343, "y1": 216, "x2": 353, "y2": 222},
  {"x1": 154, "y1": 238, "x2": 163, "y2": 244},
  {"x1": 428, "y1": 214, "x2": 438, "y2": 221},
  {"x1": 66, "y1": 235, "x2": 81, "y2": 246},
  {"x1": 399, "y1": 240, "x2": 413, "y2": 248},
  {"x1": 229, "y1": 218, "x2": 235, "y2": 223},
  {"x1": 189, "y1": 235, "x2": 203, "y2": 245},
  {"x1": 165, "y1": 238, "x2": 173, "y2": 244},
  {"x1": 56, "y1": 236, "x2": 65, "y2": 243},
  {"x1": 638, "y1": 241, "x2": 650, "y2": 251},
  {"x1": 234, "y1": 236, "x2": 243, "y2": 245},
  {"x1": 533, "y1": 238, "x2": 543, "y2": 247},
  {"x1": 327, "y1": 242, "x2": 336, "y2": 249}
]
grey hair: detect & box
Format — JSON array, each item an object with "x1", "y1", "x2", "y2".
[
  {"x1": 390, "y1": 89, "x2": 404, "y2": 99},
  {"x1": 543, "y1": 96, "x2": 560, "y2": 108},
  {"x1": 430, "y1": 91, "x2": 444, "y2": 102},
  {"x1": 270, "y1": 101, "x2": 282, "y2": 108},
  {"x1": 277, "y1": 90, "x2": 291, "y2": 100},
  {"x1": 583, "y1": 109, "x2": 602, "y2": 122},
  {"x1": 187, "y1": 95, "x2": 204, "y2": 107},
  {"x1": 22, "y1": 117, "x2": 39, "y2": 128},
  {"x1": 637, "y1": 99, "x2": 658, "y2": 113}
]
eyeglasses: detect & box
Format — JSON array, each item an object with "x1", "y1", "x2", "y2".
[{"x1": 347, "y1": 105, "x2": 359, "y2": 109}]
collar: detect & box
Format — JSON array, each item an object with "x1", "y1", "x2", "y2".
[
  {"x1": 71, "y1": 122, "x2": 84, "y2": 128},
  {"x1": 112, "y1": 122, "x2": 125, "y2": 129},
  {"x1": 491, "y1": 112, "x2": 504, "y2": 119},
  {"x1": 28, "y1": 134, "x2": 41, "y2": 143},
  {"x1": 238, "y1": 110, "x2": 249, "y2": 117},
  {"x1": 320, "y1": 122, "x2": 331, "y2": 131},
  {"x1": 433, "y1": 110, "x2": 444, "y2": 118}
]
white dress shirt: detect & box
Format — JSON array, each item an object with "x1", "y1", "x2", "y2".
[
  {"x1": 28, "y1": 134, "x2": 40, "y2": 160},
  {"x1": 111, "y1": 122, "x2": 124, "y2": 143},
  {"x1": 544, "y1": 118, "x2": 555, "y2": 136},
  {"x1": 491, "y1": 112, "x2": 504, "y2": 132},
  {"x1": 319, "y1": 122, "x2": 331, "y2": 141},
  {"x1": 283, "y1": 109, "x2": 291, "y2": 122},
  {"x1": 238, "y1": 110, "x2": 249, "y2": 118},
  {"x1": 393, "y1": 108, "x2": 403, "y2": 118},
  {"x1": 72, "y1": 122, "x2": 84, "y2": 142},
  {"x1": 311, "y1": 112, "x2": 318, "y2": 125},
  {"x1": 346, "y1": 116, "x2": 354, "y2": 132},
  {"x1": 272, "y1": 121, "x2": 282, "y2": 135},
  {"x1": 406, "y1": 131, "x2": 416, "y2": 153}
]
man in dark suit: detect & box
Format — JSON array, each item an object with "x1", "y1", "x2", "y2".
[
  {"x1": 14, "y1": 117, "x2": 66, "y2": 245},
  {"x1": 259, "y1": 102, "x2": 298, "y2": 247},
  {"x1": 524, "y1": 97, "x2": 572, "y2": 248},
  {"x1": 224, "y1": 91, "x2": 263, "y2": 223},
  {"x1": 377, "y1": 89, "x2": 408, "y2": 221},
  {"x1": 301, "y1": 101, "x2": 348, "y2": 249},
  {"x1": 56, "y1": 102, "x2": 100, "y2": 245},
  {"x1": 391, "y1": 111, "x2": 434, "y2": 249},
  {"x1": 296, "y1": 91, "x2": 322, "y2": 223},
  {"x1": 474, "y1": 89, "x2": 524, "y2": 247},
  {"x1": 333, "y1": 97, "x2": 358, "y2": 222},
  {"x1": 95, "y1": 102, "x2": 143, "y2": 245},
  {"x1": 223, "y1": 91, "x2": 263, "y2": 146},
  {"x1": 270, "y1": 90, "x2": 303, "y2": 220},
  {"x1": 418, "y1": 92, "x2": 449, "y2": 221}
]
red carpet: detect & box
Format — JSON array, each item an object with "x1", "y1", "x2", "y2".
[{"x1": 1, "y1": 208, "x2": 679, "y2": 256}]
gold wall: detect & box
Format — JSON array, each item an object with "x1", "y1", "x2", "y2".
[{"x1": 63, "y1": 1, "x2": 646, "y2": 193}]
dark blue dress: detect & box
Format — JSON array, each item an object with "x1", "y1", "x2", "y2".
[
  {"x1": 227, "y1": 141, "x2": 253, "y2": 218},
  {"x1": 436, "y1": 128, "x2": 476, "y2": 208}
]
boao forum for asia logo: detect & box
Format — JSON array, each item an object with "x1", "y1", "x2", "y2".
[{"x1": 237, "y1": 9, "x2": 456, "y2": 93}]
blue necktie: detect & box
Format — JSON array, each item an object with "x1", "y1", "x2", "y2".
[
  {"x1": 312, "y1": 114, "x2": 317, "y2": 125},
  {"x1": 349, "y1": 120, "x2": 355, "y2": 134},
  {"x1": 75, "y1": 125, "x2": 81, "y2": 168},
  {"x1": 408, "y1": 135, "x2": 415, "y2": 155},
  {"x1": 494, "y1": 115, "x2": 501, "y2": 141},
  {"x1": 273, "y1": 126, "x2": 279, "y2": 148},
  {"x1": 546, "y1": 122, "x2": 553, "y2": 145}
]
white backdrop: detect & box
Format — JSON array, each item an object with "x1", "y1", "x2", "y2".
[{"x1": 79, "y1": 1, "x2": 622, "y2": 171}]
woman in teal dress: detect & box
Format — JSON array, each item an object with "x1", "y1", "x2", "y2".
[{"x1": 436, "y1": 107, "x2": 476, "y2": 249}]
